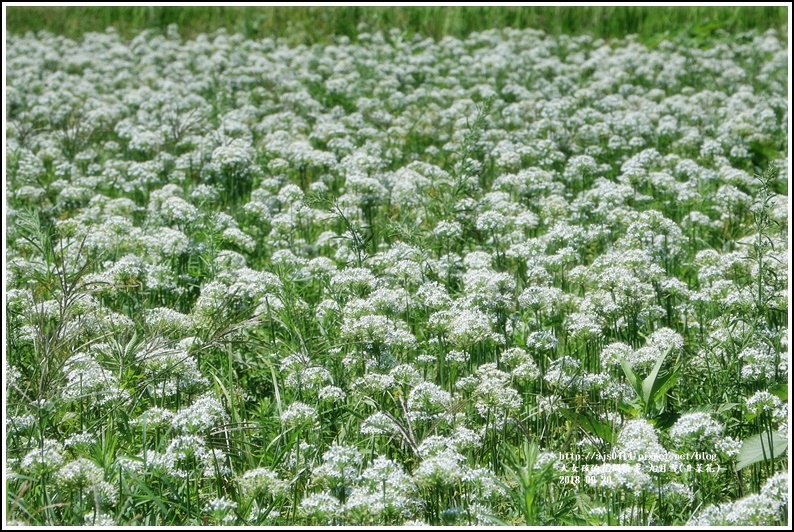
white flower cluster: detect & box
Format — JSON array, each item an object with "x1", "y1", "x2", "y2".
[
  {"x1": 171, "y1": 392, "x2": 229, "y2": 433},
  {"x1": 280, "y1": 401, "x2": 318, "y2": 428},
  {"x1": 615, "y1": 419, "x2": 682, "y2": 473},
  {"x1": 238, "y1": 466, "x2": 288, "y2": 499},
  {"x1": 687, "y1": 472, "x2": 788, "y2": 525}
]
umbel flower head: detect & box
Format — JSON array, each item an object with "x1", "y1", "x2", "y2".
[
  {"x1": 670, "y1": 412, "x2": 724, "y2": 448},
  {"x1": 688, "y1": 472, "x2": 788, "y2": 526},
  {"x1": 614, "y1": 419, "x2": 682, "y2": 473},
  {"x1": 21, "y1": 440, "x2": 65, "y2": 475},
  {"x1": 238, "y1": 467, "x2": 287, "y2": 499},
  {"x1": 281, "y1": 401, "x2": 318, "y2": 428}
]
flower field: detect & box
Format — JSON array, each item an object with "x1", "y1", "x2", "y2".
[{"x1": 4, "y1": 23, "x2": 789, "y2": 526}]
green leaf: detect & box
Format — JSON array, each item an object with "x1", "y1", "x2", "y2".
[
  {"x1": 653, "y1": 411, "x2": 679, "y2": 430},
  {"x1": 619, "y1": 356, "x2": 640, "y2": 395},
  {"x1": 736, "y1": 431, "x2": 787, "y2": 470},
  {"x1": 617, "y1": 400, "x2": 642, "y2": 417},
  {"x1": 642, "y1": 347, "x2": 674, "y2": 405},
  {"x1": 769, "y1": 383, "x2": 788, "y2": 402},
  {"x1": 560, "y1": 409, "x2": 615, "y2": 446},
  {"x1": 483, "y1": 513, "x2": 512, "y2": 526},
  {"x1": 650, "y1": 371, "x2": 680, "y2": 412}
]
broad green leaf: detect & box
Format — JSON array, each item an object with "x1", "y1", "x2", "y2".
[
  {"x1": 653, "y1": 411, "x2": 679, "y2": 430},
  {"x1": 619, "y1": 356, "x2": 639, "y2": 394},
  {"x1": 736, "y1": 431, "x2": 787, "y2": 470},
  {"x1": 769, "y1": 383, "x2": 788, "y2": 402},
  {"x1": 483, "y1": 514, "x2": 512, "y2": 526},
  {"x1": 642, "y1": 347, "x2": 669, "y2": 404},
  {"x1": 649, "y1": 372, "x2": 673, "y2": 406},
  {"x1": 582, "y1": 414, "x2": 615, "y2": 446},
  {"x1": 650, "y1": 371, "x2": 680, "y2": 412},
  {"x1": 617, "y1": 400, "x2": 642, "y2": 417},
  {"x1": 560, "y1": 409, "x2": 615, "y2": 446}
]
